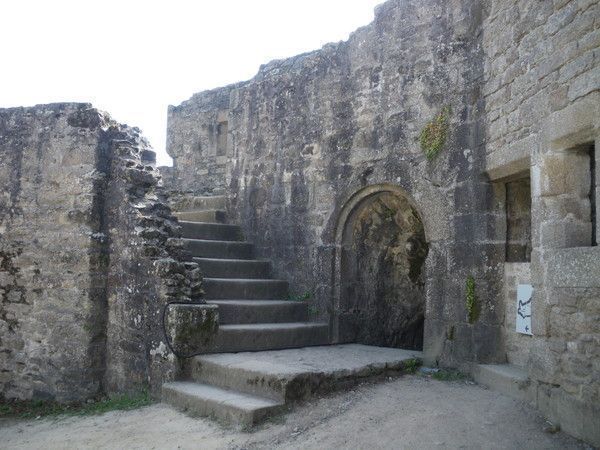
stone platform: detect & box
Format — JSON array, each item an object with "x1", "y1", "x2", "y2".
[{"x1": 163, "y1": 344, "x2": 422, "y2": 427}]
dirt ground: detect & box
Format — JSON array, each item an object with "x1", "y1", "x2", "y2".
[{"x1": 0, "y1": 375, "x2": 591, "y2": 450}]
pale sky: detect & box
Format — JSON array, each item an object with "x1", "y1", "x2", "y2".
[{"x1": 1, "y1": 0, "x2": 382, "y2": 165}]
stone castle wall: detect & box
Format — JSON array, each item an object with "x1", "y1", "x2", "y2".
[
  {"x1": 482, "y1": 0, "x2": 599, "y2": 443},
  {"x1": 167, "y1": 84, "x2": 243, "y2": 195},
  {"x1": 166, "y1": 0, "x2": 600, "y2": 444},
  {"x1": 0, "y1": 103, "x2": 205, "y2": 402},
  {"x1": 168, "y1": 0, "x2": 505, "y2": 367},
  {"x1": 0, "y1": 104, "x2": 109, "y2": 401}
]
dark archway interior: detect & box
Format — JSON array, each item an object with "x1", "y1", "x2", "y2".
[{"x1": 339, "y1": 191, "x2": 428, "y2": 350}]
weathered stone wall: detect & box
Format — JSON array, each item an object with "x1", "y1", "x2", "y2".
[
  {"x1": 166, "y1": 84, "x2": 244, "y2": 195},
  {"x1": 0, "y1": 104, "x2": 108, "y2": 401},
  {"x1": 482, "y1": 0, "x2": 599, "y2": 444},
  {"x1": 0, "y1": 103, "x2": 207, "y2": 402},
  {"x1": 169, "y1": 0, "x2": 505, "y2": 368},
  {"x1": 502, "y1": 262, "x2": 533, "y2": 367},
  {"x1": 168, "y1": 0, "x2": 599, "y2": 443},
  {"x1": 100, "y1": 124, "x2": 205, "y2": 395}
]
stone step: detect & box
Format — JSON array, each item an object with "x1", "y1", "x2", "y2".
[
  {"x1": 175, "y1": 210, "x2": 226, "y2": 223},
  {"x1": 183, "y1": 239, "x2": 253, "y2": 259},
  {"x1": 213, "y1": 322, "x2": 330, "y2": 352},
  {"x1": 207, "y1": 300, "x2": 309, "y2": 324},
  {"x1": 162, "y1": 381, "x2": 283, "y2": 427},
  {"x1": 189, "y1": 344, "x2": 423, "y2": 402},
  {"x1": 180, "y1": 222, "x2": 243, "y2": 241},
  {"x1": 172, "y1": 195, "x2": 226, "y2": 212},
  {"x1": 193, "y1": 257, "x2": 271, "y2": 279},
  {"x1": 203, "y1": 278, "x2": 288, "y2": 300},
  {"x1": 473, "y1": 364, "x2": 534, "y2": 402}
]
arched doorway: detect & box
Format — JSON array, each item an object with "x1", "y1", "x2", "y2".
[{"x1": 334, "y1": 186, "x2": 428, "y2": 350}]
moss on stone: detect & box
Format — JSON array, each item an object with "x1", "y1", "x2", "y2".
[
  {"x1": 447, "y1": 325, "x2": 455, "y2": 341},
  {"x1": 402, "y1": 358, "x2": 421, "y2": 374},
  {"x1": 419, "y1": 106, "x2": 451, "y2": 160},
  {"x1": 466, "y1": 275, "x2": 479, "y2": 324}
]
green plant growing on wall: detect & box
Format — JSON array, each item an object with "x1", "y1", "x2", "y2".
[
  {"x1": 465, "y1": 275, "x2": 479, "y2": 324},
  {"x1": 288, "y1": 291, "x2": 312, "y2": 302},
  {"x1": 447, "y1": 325, "x2": 455, "y2": 341},
  {"x1": 402, "y1": 358, "x2": 421, "y2": 374},
  {"x1": 419, "y1": 105, "x2": 451, "y2": 160}
]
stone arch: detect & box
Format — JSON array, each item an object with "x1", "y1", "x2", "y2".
[{"x1": 332, "y1": 184, "x2": 429, "y2": 350}]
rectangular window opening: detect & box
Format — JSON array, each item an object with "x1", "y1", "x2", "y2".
[
  {"x1": 505, "y1": 175, "x2": 532, "y2": 262},
  {"x1": 589, "y1": 143, "x2": 597, "y2": 246},
  {"x1": 216, "y1": 121, "x2": 228, "y2": 156}
]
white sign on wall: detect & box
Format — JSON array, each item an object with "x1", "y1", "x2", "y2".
[{"x1": 516, "y1": 284, "x2": 533, "y2": 335}]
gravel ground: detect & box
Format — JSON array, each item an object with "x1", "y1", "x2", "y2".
[{"x1": 0, "y1": 375, "x2": 591, "y2": 450}]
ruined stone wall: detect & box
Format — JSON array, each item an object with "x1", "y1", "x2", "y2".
[
  {"x1": 168, "y1": 0, "x2": 599, "y2": 443},
  {"x1": 0, "y1": 103, "x2": 205, "y2": 402},
  {"x1": 166, "y1": 84, "x2": 244, "y2": 194},
  {"x1": 100, "y1": 125, "x2": 204, "y2": 395},
  {"x1": 482, "y1": 0, "x2": 599, "y2": 444},
  {"x1": 0, "y1": 104, "x2": 108, "y2": 401},
  {"x1": 169, "y1": 0, "x2": 506, "y2": 368}
]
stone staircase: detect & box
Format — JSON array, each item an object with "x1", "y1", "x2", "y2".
[
  {"x1": 161, "y1": 195, "x2": 423, "y2": 427},
  {"x1": 473, "y1": 364, "x2": 534, "y2": 403},
  {"x1": 173, "y1": 195, "x2": 329, "y2": 352}
]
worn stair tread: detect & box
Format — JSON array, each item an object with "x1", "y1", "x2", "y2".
[
  {"x1": 203, "y1": 278, "x2": 288, "y2": 300},
  {"x1": 474, "y1": 363, "x2": 533, "y2": 403},
  {"x1": 179, "y1": 221, "x2": 237, "y2": 227},
  {"x1": 196, "y1": 344, "x2": 423, "y2": 377},
  {"x1": 204, "y1": 277, "x2": 288, "y2": 283},
  {"x1": 180, "y1": 222, "x2": 243, "y2": 241},
  {"x1": 182, "y1": 238, "x2": 254, "y2": 259},
  {"x1": 212, "y1": 321, "x2": 330, "y2": 352},
  {"x1": 207, "y1": 299, "x2": 306, "y2": 306},
  {"x1": 179, "y1": 222, "x2": 241, "y2": 231},
  {"x1": 175, "y1": 210, "x2": 226, "y2": 223},
  {"x1": 477, "y1": 363, "x2": 528, "y2": 381},
  {"x1": 182, "y1": 238, "x2": 250, "y2": 245},
  {"x1": 220, "y1": 322, "x2": 325, "y2": 330},
  {"x1": 189, "y1": 344, "x2": 423, "y2": 402},
  {"x1": 193, "y1": 257, "x2": 271, "y2": 279},
  {"x1": 175, "y1": 209, "x2": 226, "y2": 215},
  {"x1": 194, "y1": 257, "x2": 268, "y2": 263},
  {"x1": 171, "y1": 195, "x2": 226, "y2": 211},
  {"x1": 163, "y1": 381, "x2": 282, "y2": 410},
  {"x1": 207, "y1": 299, "x2": 309, "y2": 324}
]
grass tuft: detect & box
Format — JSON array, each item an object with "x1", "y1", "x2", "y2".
[
  {"x1": 0, "y1": 391, "x2": 153, "y2": 420},
  {"x1": 431, "y1": 369, "x2": 467, "y2": 382},
  {"x1": 402, "y1": 358, "x2": 422, "y2": 374}
]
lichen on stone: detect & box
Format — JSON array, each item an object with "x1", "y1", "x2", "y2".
[{"x1": 419, "y1": 106, "x2": 451, "y2": 160}]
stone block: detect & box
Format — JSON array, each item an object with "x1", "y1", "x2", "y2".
[
  {"x1": 543, "y1": 91, "x2": 600, "y2": 150},
  {"x1": 474, "y1": 364, "x2": 534, "y2": 402},
  {"x1": 528, "y1": 338, "x2": 561, "y2": 384},
  {"x1": 536, "y1": 384, "x2": 600, "y2": 447},
  {"x1": 545, "y1": 247, "x2": 600, "y2": 287},
  {"x1": 538, "y1": 151, "x2": 590, "y2": 198},
  {"x1": 422, "y1": 318, "x2": 447, "y2": 366},
  {"x1": 486, "y1": 136, "x2": 533, "y2": 181},
  {"x1": 539, "y1": 219, "x2": 593, "y2": 248},
  {"x1": 164, "y1": 303, "x2": 219, "y2": 357}
]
